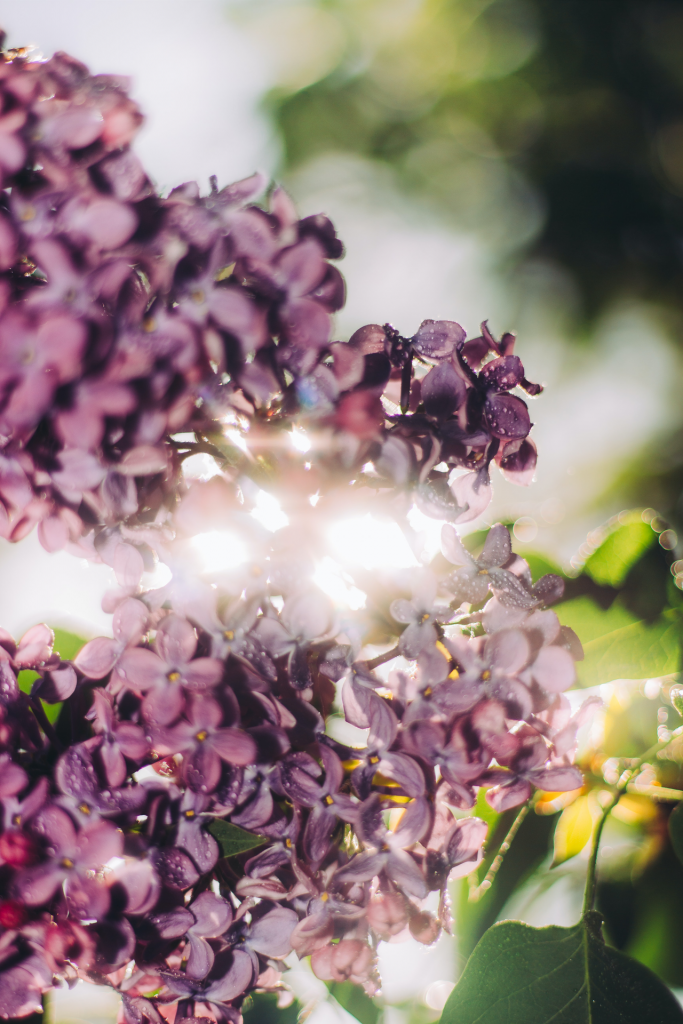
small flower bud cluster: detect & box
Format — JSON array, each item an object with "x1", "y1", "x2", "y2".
[{"x1": 0, "y1": 37, "x2": 588, "y2": 1024}]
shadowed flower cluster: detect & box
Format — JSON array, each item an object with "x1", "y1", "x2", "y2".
[{"x1": 0, "y1": 36, "x2": 589, "y2": 1024}]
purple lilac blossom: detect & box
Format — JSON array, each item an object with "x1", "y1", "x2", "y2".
[{"x1": 0, "y1": 35, "x2": 593, "y2": 1024}]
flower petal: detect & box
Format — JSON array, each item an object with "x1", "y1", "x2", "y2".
[
  {"x1": 248, "y1": 906, "x2": 298, "y2": 958},
  {"x1": 211, "y1": 728, "x2": 258, "y2": 767},
  {"x1": 185, "y1": 933, "x2": 215, "y2": 980},
  {"x1": 155, "y1": 615, "x2": 197, "y2": 666},
  {"x1": 117, "y1": 647, "x2": 167, "y2": 692},
  {"x1": 205, "y1": 949, "x2": 254, "y2": 1003},
  {"x1": 531, "y1": 645, "x2": 576, "y2": 693}
]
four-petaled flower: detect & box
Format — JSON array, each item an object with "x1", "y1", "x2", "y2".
[{"x1": 117, "y1": 615, "x2": 223, "y2": 725}]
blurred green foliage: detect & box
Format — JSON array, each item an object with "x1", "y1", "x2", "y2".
[
  {"x1": 252, "y1": 0, "x2": 683, "y2": 531},
  {"x1": 243, "y1": 991, "x2": 303, "y2": 1024},
  {"x1": 266, "y1": 0, "x2": 683, "y2": 316},
  {"x1": 230, "y1": 4, "x2": 683, "y2": 1016}
]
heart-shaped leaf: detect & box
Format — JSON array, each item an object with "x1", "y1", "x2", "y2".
[
  {"x1": 206, "y1": 819, "x2": 266, "y2": 858},
  {"x1": 440, "y1": 913, "x2": 683, "y2": 1023}
]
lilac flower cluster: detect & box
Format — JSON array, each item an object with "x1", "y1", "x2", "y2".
[
  {"x1": 0, "y1": 42, "x2": 539, "y2": 588},
  {"x1": 0, "y1": 519, "x2": 587, "y2": 1021},
  {"x1": 0, "y1": 38, "x2": 588, "y2": 1024}
]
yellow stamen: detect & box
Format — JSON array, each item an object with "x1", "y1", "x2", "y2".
[
  {"x1": 167, "y1": 671, "x2": 181, "y2": 683},
  {"x1": 195, "y1": 730, "x2": 208, "y2": 742},
  {"x1": 215, "y1": 263, "x2": 235, "y2": 282}
]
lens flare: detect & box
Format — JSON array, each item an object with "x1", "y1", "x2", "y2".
[
  {"x1": 181, "y1": 452, "x2": 221, "y2": 481},
  {"x1": 250, "y1": 490, "x2": 289, "y2": 532},
  {"x1": 290, "y1": 427, "x2": 311, "y2": 452},
  {"x1": 327, "y1": 514, "x2": 419, "y2": 571},
  {"x1": 191, "y1": 530, "x2": 248, "y2": 572},
  {"x1": 313, "y1": 556, "x2": 366, "y2": 609}
]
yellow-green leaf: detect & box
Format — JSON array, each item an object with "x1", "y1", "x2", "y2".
[
  {"x1": 584, "y1": 513, "x2": 656, "y2": 587},
  {"x1": 52, "y1": 627, "x2": 88, "y2": 661},
  {"x1": 579, "y1": 609, "x2": 681, "y2": 687},
  {"x1": 552, "y1": 794, "x2": 594, "y2": 866},
  {"x1": 557, "y1": 598, "x2": 681, "y2": 686}
]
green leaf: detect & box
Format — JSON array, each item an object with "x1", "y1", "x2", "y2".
[
  {"x1": 557, "y1": 598, "x2": 681, "y2": 686},
  {"x1": 579, "y1": 609, "x2": 681, "y2": 687},
  {"x1": 18, "y1": 630, "x2": 87, "y2": 726},
  {"x1": 669, "y1": 802, "x2": 683, "y2": 868},
  {"x1": 242, "y1": 991, "x2": 302, "y2": 1024},
  {"x1": 552, "y1": 795, "x2": 595, "y2": 867},
  {"x1": 584, "y1": 513, "x2": 656, "y2": 587},
  {"x1": 17, "y1": 669, "x2": 62, "y2": 723},
  {"x1": 557, "y1": 597, "x2": 638, "y2": 646},
  {"x1": 51, "y1": 627, "x2": 88, "y2": 661},
  {"x1": 523, "y1": 552, "x2": 563, "y2": 582},
  {"x1": 17, "y1": 669, "x2": 39, "y2": 695},
  {"x1": 440, "y1": 913, "x2": 683, "y2": 1023},
  {"x1": 206, "y1": 819, "x2": 266, "y2": 857},
  {"x1": 327, "y1": 980, "x2": 381, "y2": 1024}
]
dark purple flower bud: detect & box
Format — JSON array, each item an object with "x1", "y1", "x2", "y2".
[
  {"x1": 412, "y1": 320, "x2": 465, "y2": 361},
  {"x1": 421, "y1": 359, "x2": 467, "y2": 418}
]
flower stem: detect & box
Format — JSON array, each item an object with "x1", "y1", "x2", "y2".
[
  {"x1": 364, "y1": 646, "x2": 401, "y2": 671},
  {"x1": 626, "y1": 783, "x2": 683, "y2": 800},
  {"x1": 582, "y1": 723, "x2": 683, "y2": 917},
  {"x1": 469, "y1": 802, "x2": 530, "y2": 902},
  {"x1": 29, "y1": 695, "x2": 62, "y2": 751}
]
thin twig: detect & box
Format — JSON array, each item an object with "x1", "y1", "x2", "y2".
[
  {"x1": 29, "y1": 695, "x2": 63, "y2": 751},
  {"x1": 168, "y1": 438, "x2": 233, "y2": 465},
  {"x1": 363, "y1": 646, "x2": 401, "y2": 671},
  {"x1": 626, "y1": 783, "x2": 683, "y2": 801},
  {"x1": 582, "y1": 722, "x2": 683, "y2": 917},
  {"x1": 469, "y1": 803, "x2": 530, "y2": 902}
]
